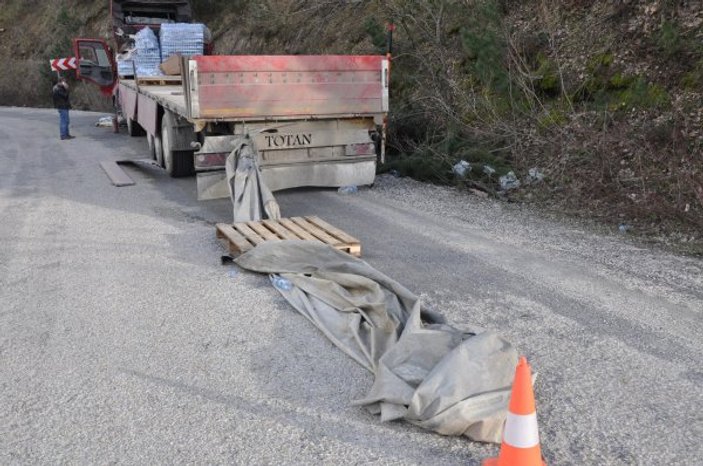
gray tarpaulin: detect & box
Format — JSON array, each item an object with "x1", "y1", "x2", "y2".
[
  {"x1": 235, "y1": 240, "x2": 518, "y2": 443},
  {"x1": 225, "y1": 136, "x2": 281, "y2": 222}
]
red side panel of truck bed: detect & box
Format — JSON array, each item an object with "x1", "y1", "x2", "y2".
[{"x1": 192, "y1": 55, "x2": 387, "y2": 119}]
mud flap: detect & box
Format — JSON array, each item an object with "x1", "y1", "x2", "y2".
[
  {"x1": 196, "y1": 158, "x2": 377, "y2": 201},
  {"x1": 197, "y1": 171, "x2": 229, "y2": 201}
]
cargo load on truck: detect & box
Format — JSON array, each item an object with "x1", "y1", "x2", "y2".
[{"x1": 116, "y1": 22, "x2": 209, "y2": 78}]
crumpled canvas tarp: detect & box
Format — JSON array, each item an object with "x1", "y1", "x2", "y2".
[
  {"x1": 235, "y1": 240, "x2": 519, "y2": 443},
  {"x1": 225, "y1": 136, "x2": 281, "y2": 223}
]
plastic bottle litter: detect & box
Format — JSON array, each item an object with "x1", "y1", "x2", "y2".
[
  {"x1": 527, "y1": 167, "x2": 545, "y2": 183},
  {"x1": 271, "y1": 275, "x2": 293, "y2": 291},
  {"x1": 452, "y1": 160, "x2": 472, "y2": 178},
  {"x1": 483, "y1": 165, "x2": 496, "y2": 176},
  {"x1": 95, "y1": 116, "x2": 114, "y2": 127},
  {"x1": 499, "y1": 171, "x2": 521, "y2": 191},
  {"x1": 618, "y1": 223, "x2": 632, "y2": 234},
  {"x1": 338, "y1": 185, "x2": 359, "y2": 195}
]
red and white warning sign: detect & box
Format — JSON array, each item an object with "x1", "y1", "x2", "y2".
[{"x1": 50, "y1": 57, "x2": 77, "y2": 72}]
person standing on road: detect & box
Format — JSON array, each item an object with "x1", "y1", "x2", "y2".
[{"x1": 52, "y1": 77, "x2": 74, "y2": 140}]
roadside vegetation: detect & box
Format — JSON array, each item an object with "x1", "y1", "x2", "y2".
[
  {"x1": 1, "y1": 0, "x2": 700, "y2": 252},
  {"x1": 373, "y1": 0, "x2": 703, "y2": 252}
]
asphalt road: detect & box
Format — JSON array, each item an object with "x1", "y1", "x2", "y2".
[{"x1": 1, "y1": 108, "x2": 702, "y2": 465}]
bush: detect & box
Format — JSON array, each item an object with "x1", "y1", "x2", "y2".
[
  {"x1": 681, "y1": 60, "x2": 703, "y2": 90},
  {"x1": 611, "y1": 77, "x2": 668, "y2": 111},
  {"x1": 656, "y1": 20, "x2": 684, "y2": 59},
  {"x1": 364, "y1": 17, "x2": 387, "y2": 52},
  {"x1": 459, "y1": 0, "x2": 508, "y2": 94},
  {"x1": 534, "y1": 53, "x2": 560, "y2": 95},
  {"x1": 573, "y1": 52, "x2": 668, "y2": 111}
]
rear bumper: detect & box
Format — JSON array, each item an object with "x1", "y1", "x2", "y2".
[{"x1": 196, "y1": 157, "x2": 376, "y2": 201}]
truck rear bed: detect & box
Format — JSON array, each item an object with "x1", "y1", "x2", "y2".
[
  {"x1": 118, "y1": 54, "x2": 388, "y2": 198},
  {"x1": 122, "y1": 54, "x2": 389, "y2": 125},
  {"x1": 187, "y1": 55, "x2": 389, "y2": 120}
]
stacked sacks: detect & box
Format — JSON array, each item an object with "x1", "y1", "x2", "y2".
[
  {"x1": 116, "y1": 50, "x2": 136, "y2": 77},
  {"x1": 114, "y1": 24, "x2": 208, "y2": 77},
  {"x1": 160, "y1": 23, "x2": 205, "y2": 61},
  {"x1": 132, "y1": 27, "x2": 163, "y2": 76}
]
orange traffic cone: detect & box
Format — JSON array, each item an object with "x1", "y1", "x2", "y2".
[{"x1": 483, "y1": 356, "x2": 547, "y2": 466}]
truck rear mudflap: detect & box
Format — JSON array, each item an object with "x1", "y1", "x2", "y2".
[{"x1": 196, "y1": 158, "x2": 376, "y2": 201}]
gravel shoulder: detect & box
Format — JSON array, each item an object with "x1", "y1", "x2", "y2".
[{"x1": 1, "y1": 108, "x2": 701, "y2": 465}]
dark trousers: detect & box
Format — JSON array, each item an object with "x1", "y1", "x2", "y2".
[{"x1": 58, "y1": 109, "x2": 70, "y2": 138}]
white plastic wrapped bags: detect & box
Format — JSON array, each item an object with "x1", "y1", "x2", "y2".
[
  {"x1": 160, "y1": 23, "x2": 205, "y2": 61},
  {"x1": 133, "y1": 27, "x2": 162, "y2": 76}
]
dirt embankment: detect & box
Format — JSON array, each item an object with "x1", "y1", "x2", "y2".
[{"x1": 1, "y1": 0, "x2": 700, "y2": 253}]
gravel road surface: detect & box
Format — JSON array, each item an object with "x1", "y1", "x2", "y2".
[{"x1": 1, "y1": 108, "x2": 701, "y2": 465}]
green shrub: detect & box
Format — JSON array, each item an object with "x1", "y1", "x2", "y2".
[
  {"x1": 574, "y1": 52, "x2": 668, "y2": 111},
  {"x1": 364, "y1": 17, "x2": 387, "y2": 52},
  {"x1": 383, "y1": 132, "x2": 512, "y2": 188},
  {"x1": 535, "y1": 53, "x2": 560, "y2": 95},
  {"x1": 656, "y1": 20, "x2": 683, "y2": 59},
  {"x1": 611, "y1": 77, "x2": 668, "y2": 111},
  {"x1": 587, "y1": 51, "x2": 614, "y2": 72},
  {"x1": 608, "y1": 72, "x2": 634, "y2": 90},
  {"x1": 573, "y1": 51, "x2": 615, "y2": 103},
  {"x1": 681, "y1": 60, "x2": 703, "y2": 90},
  {"x1": 459, "y1": 0, "x2": 508, "y2": 94},
  {"x1": 538, "y1": 107, "x2": 568, "y2": 129},
  {"x1": 383, "y1": 152, "x2": 451, "y2": 183}
]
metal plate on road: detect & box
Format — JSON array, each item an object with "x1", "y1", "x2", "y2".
[{"x1": 100, "y1": 161, "x2": 135, "y2": 187}]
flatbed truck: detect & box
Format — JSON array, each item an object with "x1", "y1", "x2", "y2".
[{"x1": 72, "y1": 1, "x2": 389, "y2": 200}]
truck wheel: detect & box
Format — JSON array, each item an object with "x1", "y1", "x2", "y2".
[
  {"x1": 127, "y1": 118, "x2": 145, "y2": 137},
  {"x1": 154, "y1": 133, "x2": 164, "y2": 168},
  {"x1": 147, "y1": 134, "x2": 156, "y2": 160},
  {"x1": 161, "y1": 114, "x2": 194, "y2": 177}
]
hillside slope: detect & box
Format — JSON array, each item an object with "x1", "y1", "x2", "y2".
[{"x1": 1, "y1": 0, "x2": 701, "y2": 251}]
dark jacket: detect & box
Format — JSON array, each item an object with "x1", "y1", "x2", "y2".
[{"x1": 52, "y1": 83, "x2": 71, "y2": 110}]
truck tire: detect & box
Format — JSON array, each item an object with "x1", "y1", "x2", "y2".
[
  {"x1": 147, "y1": 134, "x2": 156, "y2": 160},
  {"x1": 161, "y1": 113, "x2": 194, "y2": 177},
  {"x1": 154, "y1": 133, "x2": 164, "y2": 168},
  {"x1": 127, "y1": 117, "x2": 145, "y2": 137}
]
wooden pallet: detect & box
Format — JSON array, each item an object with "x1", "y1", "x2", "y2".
[
  {"x1": 136, "y1": 76, "x2": 182, "y2": 86},
  {"x1": 216, "y1": 216, "x2": 361, "y2": 257}
]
